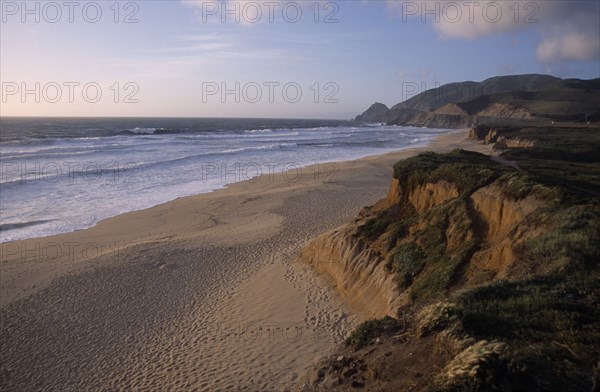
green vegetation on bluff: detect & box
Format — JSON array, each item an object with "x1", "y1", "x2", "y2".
[
  {"x1": 471, "y1": 123, "x2": 600, "y2": 194},
  {"x1": 359, "y1": 148, "x2": 562, "y2": 303},
  {"x1": 345, "y1": 316, "x2": 397, "y2": 349},
  {"x1": 392, "y1": 149, "x2": 501, "y2": 194}
]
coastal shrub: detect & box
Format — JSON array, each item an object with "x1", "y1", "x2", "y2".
[
  {"x1": 496, "y1": 172, "x2": 546, "y2": 200},
  {"x1": 393, "y1": 149, "x2": 504, "y2": 195},
  {"x1": 385, "y1": 214, "x2": 418, "y2": 251},
  {"x1": 388, "y1": 242, "x2": 426, "y2": 289},
  {"x1": 345, "y1": 316, "x2": 397, "y2": 348},
  {"x1": 510, "y1": 157, "x2": 600, "y2": 196},
  {"x1": 392, "y1": 198, "x2": 478, "y2": 302},
  {"x1": 440, "y1": 264, "x2": 600, "y2": 391},
  {"x1": 518, "y1": 204, "x2": 600, "y2": 270},
  {"x1": 392, "y1": 151, "x2": 442, "y2": 188},
  {"x1": 499, "y1": 125, "x2": 600, "y2": 195},
  {"x1": 357, "y1": 211, "x2": 392, "y2": 239},
  {"x1": 416, "y1": 302, "x2": 456, "y2": 337},
  {"x1": 359, "y1": 204, "x2": 416, "y2": 242},
  {"x1": 408, "y1": 240, "x2": 479, "y2": 303},
  {"x1": 417, "y1": 209, "x2": 449, "y2": 257},
  {"x1": 409, "y1": 261, "x2": 461, "y2": 302},
  {"x1": 428, "y1": 163, "x2": 497, "y2": 194}
]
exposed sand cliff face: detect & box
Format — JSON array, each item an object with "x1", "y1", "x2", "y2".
[
  {"x1": 475, "y1": 103, "x2": 533, "y2": 120},
  {"x1": 300, "y1": 228, "x2": 401, "y2": 318},
  {"x1": 471, "y1": 181, "x2": 541, "y2": 240},
  {"x1": 408, "y1": 181, "x2": 459, "y2": 213},
  {"x1": 380, "y1": 178, "x2": 460, "y2": 211},
  {"x1": 433, "y1": 103, "x2": 468, "y2": 116},
  {"x1": 300, "y1": 179, "x2": 465, "y2": 319},
  {"x1": 467, "y1": 181, "x2": 547, "y2": 280},
  {"x1": 469, "y1": 125, "x2": 536, "y2": 147}
]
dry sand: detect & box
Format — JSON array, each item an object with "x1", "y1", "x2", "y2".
[{"x1": 0, "y1": 129, "x2": 490, "y2": 391}]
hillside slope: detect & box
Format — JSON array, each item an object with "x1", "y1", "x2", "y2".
[{"x1": 355, "y1": 74, "x2": 600, "y2": 127}]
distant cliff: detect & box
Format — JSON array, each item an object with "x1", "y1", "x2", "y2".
[
  {"x1": 355, "y1": 74, "x2": 600, "y2": 128},
  {"x1": 354, "y1": 102, "x2": 389, "y2": 123}
]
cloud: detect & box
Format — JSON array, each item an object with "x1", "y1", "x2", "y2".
[
  {"x1": 387, "y1": 0, "x2": 600, "y2": 64},
  {"x1": 537, "y1": 32, "x2": 600, "y2": 63},
  {"x1": 386, "y1": 0, "x2": 532, "y2": 38},
  {"x1": 534, "y1": 3, "x2": 600, "y2": 63},
  {"x1": 432, "y1": 1, "x2": 532, "y2": 39}
]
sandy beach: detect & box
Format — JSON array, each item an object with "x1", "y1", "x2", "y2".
[{"x1": 0, "y1": 129, "x2": 490, "y2": 391}]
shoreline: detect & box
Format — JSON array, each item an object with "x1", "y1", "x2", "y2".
[
  {"x1": 0, "y1": 126, "x2": 448, "y2": 244},
  {"x1": 0, "y1": 127, "x2": 453, "y2": 244},
  {"x1": 1, "y1": 129, "x2": 490, "y2": 391}
]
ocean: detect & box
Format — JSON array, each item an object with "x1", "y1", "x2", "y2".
[{"x1": 0, "y1": 117, "x2": 452, "y2": 242}]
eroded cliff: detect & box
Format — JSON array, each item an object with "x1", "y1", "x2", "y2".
[{"x1": 301, "y1": 150, "x2": 555, "y2": 318}]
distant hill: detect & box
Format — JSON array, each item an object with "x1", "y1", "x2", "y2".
[
  {"x1": 355, "y1": 74, "x2": 600, "y2": 127},
  {"x1": 354, "y1": 102, "x2": 389, "y2": 123}
]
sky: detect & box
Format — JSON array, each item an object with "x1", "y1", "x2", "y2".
[{"x1": 1, "y1": 0, "x2": 599, "y2": 119}]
